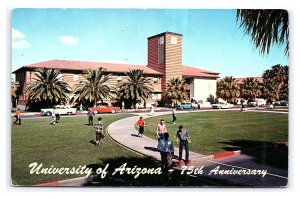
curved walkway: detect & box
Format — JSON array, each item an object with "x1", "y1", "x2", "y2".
[{"x1": 107, "y1": 111, "x2": 206, "y2": 162}]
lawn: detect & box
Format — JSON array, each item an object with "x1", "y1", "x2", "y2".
[
  {"x1": 142, "y1": 111, "x2": 288, "y2": 155},
  {"x1": 11, "y1": 114, "x2": 157, "y2": 186}
]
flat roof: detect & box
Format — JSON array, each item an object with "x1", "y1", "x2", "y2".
[{"x1": 147, "y1": 31, "x2": 183, "y2": 40}]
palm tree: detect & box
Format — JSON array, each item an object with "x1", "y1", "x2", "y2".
[
  {"x1": 262, "y1": 78, "x2": 279, "y2": 104},
  {"x1": 72, "y1": 67, "x2": 114, "y2": 107},
  {"x1": 216, "y1": 76, "x2": 240, "y2": 103},
  {"x1": 25, "y1": 68, "x2": 71, "y2": 105},
  {"x1": 11, "y1": 84, "x2": 17, "y2": 98},
  {"x1": 165, "y1": 77, "x2": 188, "y2": 105},
  {"x1": 237, "y1": 9, "x2": 289, "y2": 55},
  {"x1": 118, "y1": 69, "x2": 154, "y2": 108},
  {"x1": 240, "y1": 77, "x2": 262, "y2": 102},
  {"x1": 262, "y1": 64, "x2": 288, "y2": 102}
]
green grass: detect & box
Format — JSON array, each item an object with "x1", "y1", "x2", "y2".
[
  {"x1": 11, "y1": 114, "x2": 145, "y2": 186},
  {"x1": 143, "y1": 111, "x2": 288, "y2": 155}
]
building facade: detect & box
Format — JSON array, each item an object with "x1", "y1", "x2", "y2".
[{"x1": 13, "y1": 32, "x2": 219, "y2": 108}]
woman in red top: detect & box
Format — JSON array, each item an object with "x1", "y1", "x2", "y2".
[{"x1": 137, "y1": 116, "x2": 146, "y2": 138}]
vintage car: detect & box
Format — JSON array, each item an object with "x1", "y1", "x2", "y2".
[
  {"x1": 248, "y1": 98, "x2": 267, "y2": 107},
  {"x1": 176, "y1": 102, "x2": 192, "y2": 110},
  {"x1": 212, "y1": 102, "x2": 233, "y2": 109},
  {"x1": 41, "y1": 105, "x2": 77, "y2": 116},
  {"x1": 89, "y1": 105, "x2": 120, "y2": 114}
]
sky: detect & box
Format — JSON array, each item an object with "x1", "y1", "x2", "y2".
[{"x1": 12, "y1": 9, "x2": 289, "y2": 78}]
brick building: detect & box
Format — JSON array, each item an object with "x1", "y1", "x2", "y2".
[{"x1": 13, "y1": 32, "x2": 219, "y2": 108}]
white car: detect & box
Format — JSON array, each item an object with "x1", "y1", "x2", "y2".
[
  {"x1": 212, "y1": 102, "x2": 233, "y2": 109},
  {"x1": 41, "y1": 105, "x2": 77, "y2": 116},
  {"x1": 248, "y1": 98, "x2": 267, "y2": 107}
]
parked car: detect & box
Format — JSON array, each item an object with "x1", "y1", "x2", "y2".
[
  {"x1": 212, "y1": 102, "x2": 233, "y2": 109},
  {"x1": 234, "y1": 98, "x2": 248, "y2": 105},
  {"x1": 191, "y1": 100, "x2": 212, "y2": 108},
  {"x1": 176, "y1": 102, "x2": 192, "y2": 110},
  {"x1": 273, "y1": 101, "x2": 282, "y2": 106},
  {"x1": 41, "y1": 105, "x2": 77, "y2": 116},
  {"x1": 89, "y1": 105, "x2": 120, "y2": 114},
  {"x1": 280, "y1": 100, "x2": 289, "y2": 106},
  {"x1": 248, "y1": 98, "x2": 267, "y2": 107}
]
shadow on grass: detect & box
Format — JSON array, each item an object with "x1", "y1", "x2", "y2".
[
  {"x1": 219, "y1": 139, "x2": 288, "y2": 169},
  {"x1": 83, "y1": 156, "x2": 166, "y2": 186},
  {"x1": 89, "y1": 140, "x2": 96, "y2": 145}
]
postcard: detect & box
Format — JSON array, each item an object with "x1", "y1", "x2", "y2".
[{"x1": 11, "y1": 8, "x2": 288, "y2": 187}]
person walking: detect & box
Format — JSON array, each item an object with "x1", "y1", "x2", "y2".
[
  {"x1": 156, "y1": 119, "x2": 167, "y2": 141},
  {"x1": 176, "y1": 125, "x2": 191, "y2": 165},
  {"x1": 137, "y1": 116, "x2": 146, "y2": 138},
  {"x1": 13, "y1": 108, "x2": 21, "y2": 125},
  {"x1": 150, "y1": 106, "x2": 155, "y2": 116},
  {"x1": 94, "y1": 117, "x2": 104, "y2": 146},
  {"x1": 87, "y1": 109, "x2": 95, "y2": 126},
  {"x1": 172, "y1": 107, "x2": 176, "y2": 124},
  {"x1": 54, "y1": 107, "x2": 60, "y2": 123},
  {"x1": 50, "y1": 111, "x2": 56, "y2": 125},
  {"x1": 122, "y1": 101, "x2": 125, "y2": 110},
  {"x1": 197, "y1": 103, "x2": 201, "y2": 110},
  {"x1": 157, "y1": 133, "x2": 174, "y2": 179}
]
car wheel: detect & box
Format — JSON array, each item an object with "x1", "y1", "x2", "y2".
[
  {"x1": 180, "y1": 107, "x2": 184, "y2": 110},
  {"x1": 46, "y1": 111, "x2": 52, "y2": 116},
  {"x1": 111, "y1": 109, "x2": 116, "y2": 114},
  {"x1": 94, "y1": 110, "x2": 99, "y2": 114},
  {"x1": 67, "y1": 112, "x2": 72, "y2": 115}
]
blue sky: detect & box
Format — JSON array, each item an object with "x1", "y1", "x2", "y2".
[{"x1": 12, "y1": 9, "x2": 288, "y2": 77}]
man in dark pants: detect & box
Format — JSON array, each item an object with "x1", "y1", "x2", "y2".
[
  {"x1": 94, "y1": 117, "x2": 104, "y2": 146},
  {"x1": 176, "y1": 125, "x2": 191, "y2": 165},
  {"x1": 172, "y1": 107, "x2": 176, "y2": 124},
  {"x1": 13, "y1": 108, "x2": 21, "y2": 125},
  {"x1": 157, "y1": 133, "x2": 174, "y2": 179},
  {"x1": 87, "y1": 109, "x2": 95, "y2": 125},
  {"x1": 54, "y1": 107, "x2": 60, "y2": 123}
]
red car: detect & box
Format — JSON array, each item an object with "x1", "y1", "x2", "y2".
[{"x1": 89, "y1": 106, "x2": 120, "y2": 114}]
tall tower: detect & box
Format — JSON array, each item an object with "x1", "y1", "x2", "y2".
[{"x1": 147, "y1": 32, "x2": 183, "y2": 97}]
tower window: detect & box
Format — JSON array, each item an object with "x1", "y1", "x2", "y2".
[
  {"x1": 171, "y1": 36, "x2": 177, "y2": 44},
  {"x1": 158, "y1": 36, "x2": 165, "y2": 65}
]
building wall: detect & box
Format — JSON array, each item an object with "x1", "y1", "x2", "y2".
[
  {"x1": 148, "y1": 32, "x2": 183, "y2": 96},
  {"x1": 16, "y1": 69, "x2": 161, "y2": 107},
  {"x1": 165, "y1": 33, "x2": 182, "y2": 84},
  {"x1": 190, "y1": 77, "x2": 217, "y2": 101}
]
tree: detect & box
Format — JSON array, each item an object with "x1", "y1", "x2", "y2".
[
  {"x1": 262, "y1": 78, "x2": 279, "y2": 104},
  {"x1": 165, "y1": 77, "x2": 188, "y2": 105},
  {"x1": 240, "y1": 77, "x2": 262, "y2": 102},
  {"x1": 25, "y1": 68, "x2": 72, "y2": 105},
  {"x1": 216, "y1": 76, "x2": 240, "y2": 103},
  {"x1": 262, "y1": 64, "x2": 288, "y2": 102},
  {"x1": 118, "y1": 69, "x2": 154, "y2": 108},
  {"x1": 72, "y1": 67, "x2": 114, "y2": 107},
  {"x1": 237, "y1": 9, "x2": 289, "y2": 55},
  {"x1": 11, "y1": 83, "x2": 17, "y2": 98}
]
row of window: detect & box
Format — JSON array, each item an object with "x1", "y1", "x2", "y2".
[{"x1": 58, "y1": 74, "x2": 160, "y2": 83}]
